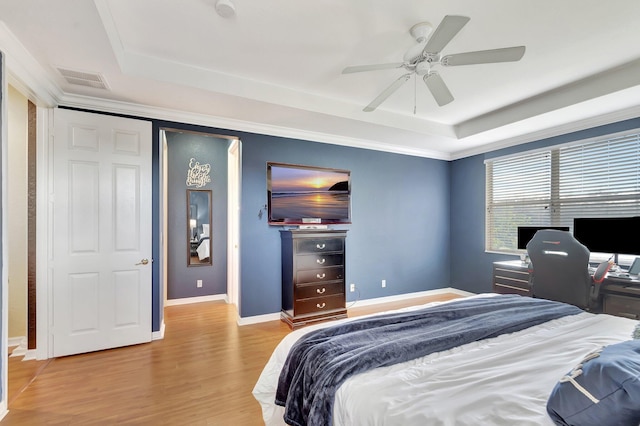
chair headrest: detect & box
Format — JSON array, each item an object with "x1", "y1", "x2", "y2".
[{"x1": 526, "y1": 229, "x2": 589, "y2": 257}]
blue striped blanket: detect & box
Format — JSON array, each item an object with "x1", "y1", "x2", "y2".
[{"x1": 275, "y1": 294, "x2": 582, "y2": 426}]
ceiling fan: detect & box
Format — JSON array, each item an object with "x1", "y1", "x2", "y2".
[{"x1": 342, "y1": 15, "x2": 526, "y2": 111}]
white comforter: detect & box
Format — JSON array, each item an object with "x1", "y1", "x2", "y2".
[
  {"x1": 252, "y1": 294, "x2": 638, "y2": 426},
  {"x1": 196, "y1": 238, "x2": 210, "y2": 260}
]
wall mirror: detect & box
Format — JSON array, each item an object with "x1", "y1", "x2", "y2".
[{"x1": 187, "y1": 189, "x2": 212, "y2": 266}]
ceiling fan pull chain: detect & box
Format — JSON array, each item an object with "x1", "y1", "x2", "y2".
[{"x1": 414, "y1": 74, "x2": 417, "y2": 115}]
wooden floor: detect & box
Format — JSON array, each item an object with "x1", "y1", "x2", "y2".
[{"x1": 3, "y1": 292, "x2": 460, "y2": 425}]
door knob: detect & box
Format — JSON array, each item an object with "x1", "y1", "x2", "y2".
[{"x1": 135, "y1": 258, "x2": 150, "y2": 265}]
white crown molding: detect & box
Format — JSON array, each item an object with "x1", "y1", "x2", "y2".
[
  {"x1": 60, "y1": 88, "x2": 640, "y2": 162},
  {"x1": 0, "y1": 22, "x2": 61, "y2": 107},
  {"x1": 59, "y1": 92, "x2": 452, "y2": 160},
  {"x1": 455, "y1": 58, "x2": 640, "y2": 140},
  {"x1": 7, "y1": 11, "x2": 636, "y2": 163},
  {"x1": 450, "y1": 103, "x2": 640, "y2": 160},
  {"x1": 93, "y1": 0, "x2": 455, "y2": 143}
]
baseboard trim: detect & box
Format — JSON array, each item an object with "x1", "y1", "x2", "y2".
[
  {"x1": 9, "y1": 337, "x2": 27, "y2": 358},
  {"x1": 237, "y1": 287, "x2": 476, "y2": 326},
  {"x1": 8, "y1": 336, "x2": 25, "y2": 348},
  {"x1": 237, "y1": 312, "x2": 281, "y2": 326},
  {"x1": 165, "y1": 294, "x2": 226, "y2": 306},
  {"x1": 0, "y1": 400, "x2": 7, "y2": 422},
  {"x1": 152, "y1": 321, "x2": 165, "y2": 341},
  {"x1": 22, "y1": 349, "x2": 37, "y2": 361}
]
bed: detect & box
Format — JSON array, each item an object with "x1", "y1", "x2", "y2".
[
  {"x1": 253, "y1": 293, "x2": 640, "y2": 426},
  {"x1": 196, "y1": 224, "x2": 210, "y2": 261}
]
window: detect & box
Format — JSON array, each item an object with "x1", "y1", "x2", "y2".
[{"x1": 486, "y1": 130, "x2": 640, "y2": 260}]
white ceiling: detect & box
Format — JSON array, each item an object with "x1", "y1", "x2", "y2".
[{"x1": 2, "y1": 0, "x2": 640, "y2": 159}]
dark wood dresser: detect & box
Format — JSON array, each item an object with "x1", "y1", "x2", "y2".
[{"x1": 280, "y1": 230, "x2": 347, "y2": 329}]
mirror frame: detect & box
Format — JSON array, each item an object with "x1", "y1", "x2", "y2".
[{"x1": 187, "y1": 189, "x2": 212, "y2": 266}]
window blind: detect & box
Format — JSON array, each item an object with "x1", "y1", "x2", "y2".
[{"x1": 486, "y1": 131, "x2": 640, "y2": 254}]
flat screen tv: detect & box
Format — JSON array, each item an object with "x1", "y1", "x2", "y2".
[
  {"x1": 267, "y1": 162, "x2": 351, "y2": 225},
  {"x1": 573, "y1": 216, "x2": 640, "y2": 255},
  {"x1": 517, "y1": 226, "x2": 570, "y2": 249}
]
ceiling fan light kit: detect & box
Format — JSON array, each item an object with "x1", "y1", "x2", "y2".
[
  {"x1": 343, "y1": 15, "x2": 526, "y2": 111},
  {"x1": 215, "y1": 0, "x2": 236, "y2": 18}
]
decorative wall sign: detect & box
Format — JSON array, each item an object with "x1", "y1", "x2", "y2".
[{"x1": 186, "y1": 157, "x2": 212, "y2": 188}]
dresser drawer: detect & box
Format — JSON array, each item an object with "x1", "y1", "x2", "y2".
[
  {"x1": 603, "y1": 294, "x2": 640, "y2": 320},
  {"x1": 297, "y1": 266, "x2": 344, "y2": 284},
  {"x1": 296, "y1": 238, "x2": 344, "y2": 254},
  {"x1": 281, "y1": 230, "x2": 347, "y2": 329},
  {"x1": 296, "y1": 253, "x2": 344, "y2": 270},
  {"x1": 296, "y1": 281, "x2": 344, "y2": 300},
  {"x1": 295, "y1": 293, "x2": 345, "y2": 315}
]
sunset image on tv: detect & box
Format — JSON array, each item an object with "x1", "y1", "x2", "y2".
[{"x1": 269, "y1": 164, "x2": 350, "y2": 222}]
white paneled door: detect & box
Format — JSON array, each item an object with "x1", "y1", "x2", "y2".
[{"x1": 52, "y1": 109, "x2": 152, "y2": 357}]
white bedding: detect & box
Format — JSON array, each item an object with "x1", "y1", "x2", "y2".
[
  {"x1": 252, "y1": 294, "x2": 638, "y2": 426},
  {"x1": 196, "y1": 238, "x2": 210, "y2": 260}
]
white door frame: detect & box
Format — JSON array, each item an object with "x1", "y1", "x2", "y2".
[
  {"x1": 160, "y1": 129, "x2": 240, "y2": 308},
  {"x1": 35, "y1": 107, "x2": 50, "y2": 359},
  {"x1": 1, "y1": 49, "x2": 9, "y2": 419},
  {"x1": 227, "y1": 139, "x2": 241, "y2": 308}
]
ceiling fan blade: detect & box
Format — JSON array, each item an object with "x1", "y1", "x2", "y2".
[
  {"x1": 363, "y1": 73, "x2": 412, "y2": 112},
  {"x1": 441, "y1": 46, "x2": 526, "y2": 66},
  {"x1": 342, "y1": 63, "x2": 405, "y2": 74},
  {"x1": 423, "y1": 72, "x2": 454, "y2": 106},
  {"x1": 423, "y1": 15, "x2": 470, "y2": 54}
]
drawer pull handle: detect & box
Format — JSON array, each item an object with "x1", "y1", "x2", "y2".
[
  {"x1": 317, "y1": 288, "x2": 326, "y2": 294},
  {"x1": 316, "y1": 243, "x2": 326, "y2": 249},
  {"x1": 316, "y1": 302, "x2": 326, "y2": 309},
  {"x1": 316, "y1": 273, "x2": 326, "y2": 279},
  {"x1": 317, "y1": 258, "x2": 326, "y2": 265}
]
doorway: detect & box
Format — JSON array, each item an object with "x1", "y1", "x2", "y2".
[{"x1": 160, "y1": 129, "x2": 240, "y2": 308}]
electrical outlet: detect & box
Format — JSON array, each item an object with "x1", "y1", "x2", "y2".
[
  {"x1": 350, "y1": 283, "x2": 355, "y2": 292},
  {"x1": 382, "y1": 279, "x2": 386, "y2": 288},
  {"x1": 197, "y1": 279, "x2": 203, "y2": 288}
]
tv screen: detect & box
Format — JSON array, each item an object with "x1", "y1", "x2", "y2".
[
  {"x1": 573, "y1": 217, "x2": 640, "y2": 255},
  {"x1": 267, "y1": 162, "x2": 351, "y2": 225},
  {"x1": 517, "y1": 226, "x2": 570, "y2": 249}
]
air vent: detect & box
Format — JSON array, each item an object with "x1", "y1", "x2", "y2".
[{"x1": 57, "y1": 67, "x2": 109, "y2": 90}]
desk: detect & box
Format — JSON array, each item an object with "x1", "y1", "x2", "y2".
[
  {"x1": 492, "y1": 260, "x2": 532, "y2": 297},
  {"x1": 601, "y1": 279, "x2": 640, "y2": 319},
  {"x1": 492, "y1": 260, "x2": 640, "y2": 319}
]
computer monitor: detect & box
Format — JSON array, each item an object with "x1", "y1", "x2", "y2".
[
  {"x1": 517, "y1": 226, "x2": 570, "y2": 250},
  {"x1": 573, "y1": 217, "x2": 640, "y2": 256}
]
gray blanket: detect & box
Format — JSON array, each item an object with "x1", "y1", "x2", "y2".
[{"x1": 275, "y1": 294, "x2": 582, "y2": 426}]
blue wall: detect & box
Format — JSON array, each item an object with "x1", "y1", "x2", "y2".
[
  {"x1": 238, "y1": 134, "x2": 451, "y2": 317},
  {"x1": 150, "y1": 120, "x2": 450, "y2": 321},
  {"x1": 165, "y1": 131, "x2": 229, "y2": 299},
  {"x1": 450, "y1": 117, "x2": 640, "y2": 294}
]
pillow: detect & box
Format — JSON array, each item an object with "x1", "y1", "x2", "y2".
[{"x1": 546, "y1": 340, "x2": 640, "y2": 426}]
